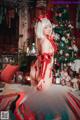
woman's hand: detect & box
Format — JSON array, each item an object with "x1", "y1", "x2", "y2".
[{"x1": 36, "y1": 79, "x2": 45, "y2": 91}]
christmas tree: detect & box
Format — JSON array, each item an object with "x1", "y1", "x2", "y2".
[{"x1": 53, "y1": 6, "x2": 78, "y2": 70}]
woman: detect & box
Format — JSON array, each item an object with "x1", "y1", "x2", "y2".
[{"x1": 30, "y1": 17, "x2": 57, "y2": 90}]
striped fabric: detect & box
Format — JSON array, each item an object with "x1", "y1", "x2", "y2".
[{"x1": 66, "y1": 92, "x2": 80, "y2": 120}]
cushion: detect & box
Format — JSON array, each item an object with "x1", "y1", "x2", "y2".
[{"x1": 0, "y1": 64, "x2": 19, "y2": 83}]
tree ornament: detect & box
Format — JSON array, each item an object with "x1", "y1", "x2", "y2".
[
  {"x1": 52, "y1": 23, "x2": 57, "y2": 28},
  {"x1": 68, "y1": 46, "x2": 73, "y2": 50},
  {"x1": 65, "y1": 53, "x2": 69, "y2": 57},
  {"x1": 66, "y1": 33, "x2": 70, "y2": 37},
  {"x1": 72, "y1": 44, "x2": 78, "y2": 52},
  {"x1": 65, "y1": 58, "x2": 67, "y2": 62},
  {"x1": 60, "y1": 41, "x2": 65, "y2": 48},
  {"x1": 72, "y1": 40, "x2": 76, "y2": 44},
  {"x1": 54, "y1": 58, "x2": 57, "y2": 64},
  {"x1": 59, "y1": 13, "x2": 62, "y2": 17},
  {"x1": 54, "y1": 33, "x2": 60, "y2": 40},
  {"x1": 65, "y1": 39, "x2": 69, "y2": 44},
  {"x1": 68, "y1": 24, "x2": 74, "y2": 29},
  {"x1": 61, "y1": 36, "x2": 66, "y2": 41},
  {"x1": 59, "y1": 50, "x2": 63, "y2": 55}
]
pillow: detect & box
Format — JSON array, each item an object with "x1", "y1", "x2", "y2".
[{"x1": 0, "y1": 64, "x2": 19, "y2": 83}]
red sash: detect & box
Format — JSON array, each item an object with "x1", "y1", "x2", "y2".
[{"x1": 48, "y1": 36, "x2": 58, "y2": 54}]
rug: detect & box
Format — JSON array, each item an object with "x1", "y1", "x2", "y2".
[
  {"x1": 0, "y1": 93, "x2": 18, "y2": 111},
  {"x1": 0, "y1": 92, "x2": 62, "y2": 120}
]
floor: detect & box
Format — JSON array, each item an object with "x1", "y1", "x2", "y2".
[{"x1": 0, "y1": 83, "x2": 80, "y2": 120}]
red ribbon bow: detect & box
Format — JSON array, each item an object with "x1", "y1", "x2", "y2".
[{"x1": 37, "y1": 15, "x2": 48, "y2": 22}]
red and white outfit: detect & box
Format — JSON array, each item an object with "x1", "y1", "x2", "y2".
[{"x1": 35, "y1": 36, "x2": 57, "y2": 90}]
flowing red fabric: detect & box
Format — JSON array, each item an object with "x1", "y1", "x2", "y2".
[{"x1": 49, "y1": 36, "x2": 58, "y2": 54}]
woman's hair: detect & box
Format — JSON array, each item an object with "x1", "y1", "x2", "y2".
[{"x1": 35, "y1": 18, "x2": 52, "y2": 39}]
